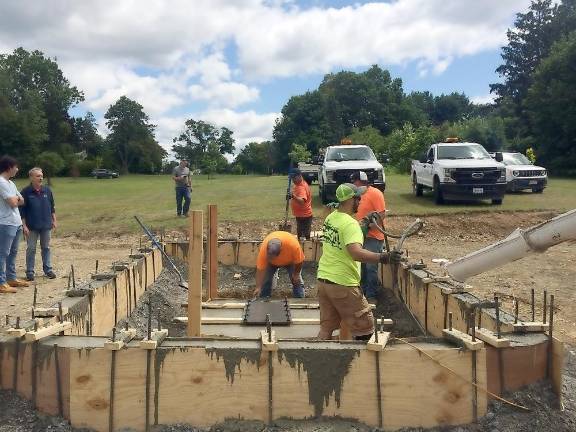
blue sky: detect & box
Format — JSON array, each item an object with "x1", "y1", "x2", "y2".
[{"x1": 0, "y1": 0, "x2": 530, "y2": 154}]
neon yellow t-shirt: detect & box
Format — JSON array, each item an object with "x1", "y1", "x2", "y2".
[{"x1": 317, "y1": 210, "x2": 364, "y2": 286}]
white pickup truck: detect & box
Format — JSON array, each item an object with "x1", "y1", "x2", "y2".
[
  {"x1": 318, "y1": 144, "x2": 385, "y2": 203},
  {"x1": 411, "y1": 141, "x2": 507, "y2": 205}
]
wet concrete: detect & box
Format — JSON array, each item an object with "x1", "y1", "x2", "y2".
[{"x1": 278, "y1": 348, "x2": 360, "y2": 417}]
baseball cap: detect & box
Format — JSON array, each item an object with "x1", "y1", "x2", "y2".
[
  {"x1": 267, "y1": 238, "x2": 282, "y2": 257},
  {"x1": 290, "y1": 168, "x2": 302, "y2": 178},
  {"x1": 350, "y1": 171, "x2": 368, "y2": 182},
  {"x1": 335, "y1": 183, "x2": 366, "y2": 202}
]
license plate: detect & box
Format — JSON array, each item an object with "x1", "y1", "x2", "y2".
[
  {"x1": 472, "y1": 187, "x2": 483, "y2": 194},
  {"x1": 529, "y1": 180, "x2": 537, "y2": 185}
]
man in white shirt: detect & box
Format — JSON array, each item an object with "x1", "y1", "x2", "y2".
[{"x1": 0, "y1": 155, "x2": 29, "y2": 293}]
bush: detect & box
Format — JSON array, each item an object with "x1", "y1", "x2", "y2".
[{"x1": 76, "y1": 159, "x2": 97, "y2": 177}]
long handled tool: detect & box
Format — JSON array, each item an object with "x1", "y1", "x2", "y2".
[
  {"x1": 279, "y1": 163, "x2": 293, "y2": 231},
  {"x1": 134, "y1": 216, "x2": 188, "y2": 290}
]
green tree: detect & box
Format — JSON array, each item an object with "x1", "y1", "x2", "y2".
[
  {"x1": 36, "y1": 151, "x2": 65, "y2": 185},
  {"x1": 234, "y1": 141, "x2": 273, "y2": 174},
  {"x1": 288, "y1": 143, "x2": 311, "y2": 164},
  {"x1": 71, "y1": 112, "x2": 104, "y2": 157},
  {"x1": 524, "y1": 32, "x2": 576, "y2": 174},
  {"x1": 384, "y1": 123, "x2": 439, "y2": 173},
  {"x1": 346, "y1": 126, "x2": 387, "y2": 156},
  {"x1": 172, "y1": 119, "x2": 234, "y2": 172},
  {"x1": 104, "y1": 96, "x2": 165, "y2": 173},
  {"x1": 0, "y1": 48, "x2": 84, "y2": 155}
]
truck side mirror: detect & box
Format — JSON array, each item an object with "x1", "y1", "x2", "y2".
[{"x1": 495, "y1": 152, "x2": 503, "y2": 162}]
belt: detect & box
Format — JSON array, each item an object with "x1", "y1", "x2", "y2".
[{"x1": 317, "y1": 278, "x2": 337, "y2": 285}]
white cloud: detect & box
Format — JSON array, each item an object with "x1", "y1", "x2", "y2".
[
  {"x1": 471, "y1": 94, "x2": 496, "y2": 105},
  {"x1": 0, "y1": 0, "x2": 531, "y2": 158}
]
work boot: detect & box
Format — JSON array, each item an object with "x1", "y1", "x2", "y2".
[
  {"x1": 26, "y1": 274, "x2": 35, "y2": 282},
  {"x1": 367, "y1": 297, "x2": 378, "y2": 306},
  {"x1": 0, "y1": 283, "x2": 17, "y2": 293},
  {"x1": 7, "y1": 279, "x2": 29, "y2": 288},
  {"x1": 292, "y1": 285, "x2": 305, "y2": 298},
  {"x1": 45, "y1": 271, "x2": 57, "y2": 279}
]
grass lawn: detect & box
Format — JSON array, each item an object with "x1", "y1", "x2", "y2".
[{"x1": 13, "y1": 173, "x2": 576, "y2": 235}]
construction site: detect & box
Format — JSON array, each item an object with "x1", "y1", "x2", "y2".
[{"x1": 0, "y1": 206, "x2": 575, "y2": 432}]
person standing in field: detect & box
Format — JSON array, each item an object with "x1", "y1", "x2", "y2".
[
  {"x1": 289, "y1": 168, "x2": 313, "y2": 240},
  {"x1": 19, "y1": 167, "x2": 57, "y2": 282},
  {"x1": 351, "y1": 171, "x2": 386, "y2": 304},
  {"x1": 0, "y1": 156, "x2": 29, "y2": 294},
  {"x1": 172, "y1": 159, "x2": 191, "y2": 217}
]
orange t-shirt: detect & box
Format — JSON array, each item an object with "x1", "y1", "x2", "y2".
[
  {"x1": 256, "y1": 231, "x2": 305, "y2": 270},
  {"x1": 355, "y1": 186, "x2": 386, "y2": 240},
  {"x1": 291, "y1": 180, "x2": 312, "y2": 217}
]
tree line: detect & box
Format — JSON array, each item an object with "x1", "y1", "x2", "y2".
[{"x1": 1, "y1": 0, "x2": 575, "y2": 177}]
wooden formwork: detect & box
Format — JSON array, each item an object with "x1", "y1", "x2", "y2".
[
  {"x1": 0, "y1": 336, "x2": 488, "y2": 431},
  {"x1": 0, "y1": 227, "x2": 564, "y2": 432}
]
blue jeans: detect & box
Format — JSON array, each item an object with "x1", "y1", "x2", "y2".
[
  {"x1": 260, "y1": 264, "x2": 305, "y2": 298},
  {"x1": 26, "y1": 229, "x2": 53, "y2": 277},
  {"x1": 175, "y1": 187, "x2": 191, "y2": 216},
  {"x1": 361, "y1": 237, "x2": 384, "y2": 299},
  {"x1": 0, "y1": 224, "x2": 22, "y2": 284}
]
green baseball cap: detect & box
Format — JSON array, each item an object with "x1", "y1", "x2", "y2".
[{"x1": 335, "y1": 183, "x2": 367, "y2": 202}]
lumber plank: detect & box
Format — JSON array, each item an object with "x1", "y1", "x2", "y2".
[
  {"x1": 33, "y1": 307, "x2": 69, "y2": 318},
  {"x1": 470, "y1": 328, "x2": 510, "y2": 348},
  {"x1": 260, "y1": 330, "x2": 278, "y2": 351},
  {"x1": 442, "y1": 328, "x2": 484, "y2": 351},
  {"x1": 24, "y1": 322, "x2": 72, "y2": 341},
  {"x1": 6, "y1": 328, "x2": 26, "y2": 337},
  {"x1": 139, "y1": 329, "x2": 168, "y2": 349},
  {"x1": 366, "y1": 331, "x2": 390, "y2": 352},
  {"x1": 551, "y1": 337, "x2": 564, "y2": 405},
  {"x1": 207, "y1": 204, "x2": 218, "y2": 300},
  {"x1": 104, "y1": 328, "x2": 136, "y2": 351},
  {"x1": 513, "y1": 322, "x2": 549, "y2": 332},
  {"x1": 188, "y1": 211, "x2": 203, "y2": 336}
]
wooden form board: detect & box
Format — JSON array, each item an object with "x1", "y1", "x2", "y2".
[
  {"x1": 188, "y1": 211, "x2": 203, "y2": 337},
  {"x1": 64, "y1": 247, "x2": 162, "y2": 337},
  {"x1": 0, "y1": 338, "x2": 71, "y2": 418},
  {"x1": 384, "y1": 264, "x2": 516, "y2": 338},
  {"x1": 61, "y1": 341, "x2": 487, "y2": 430},
  {"x1": 165, "y1": 239, "x2": 323, "y2": 267}
]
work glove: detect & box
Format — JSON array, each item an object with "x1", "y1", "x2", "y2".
[{"x1": 379, "y1": 250, "x2": 403, "y2": 264}]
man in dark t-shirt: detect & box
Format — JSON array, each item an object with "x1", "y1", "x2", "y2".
[
  {"x1": 19, "y1": 167, "x2": 56, "y2": 281},
  {"x1": 172, "y1": 160, "x2": 191, "y2": 217}
]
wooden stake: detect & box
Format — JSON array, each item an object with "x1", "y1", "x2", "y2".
[
  {"x1": 187, "y1": 210, "x2": 203, "y2": 337},
  {"x1": 207, "y1": 204, "x2": 218, "y2": 301}
]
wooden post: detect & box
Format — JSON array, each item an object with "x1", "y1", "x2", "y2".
[
  {"x1": 207, "y1": 204, "x2": 218, "y2": 300},
  {"x1": 187, "y1": 210, "x2": 203, "y2": 336}
]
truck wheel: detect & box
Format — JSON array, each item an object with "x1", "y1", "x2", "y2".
[
  {"x1": 433, "y1": 178, "x2": 444, "y2": 204},
  {"x1": 532, "y1": 187, "x2": 544, "y2": 193},
  {"x1": 412, "y1": 174, "x2": 423, "y2": 197},
  {"x1": 492, "y1": 198, "x2": 503, "y2": 205}
]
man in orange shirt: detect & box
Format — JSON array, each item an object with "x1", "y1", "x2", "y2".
[
  {"x1": 351, "y1": 171, "x2": 386, "y2": 303},
  {"x1": 253, "y1": 231, "x2": 305, "y2": 298},
  {"x1": 289, "y1": 169, "x2": 313, "y2": 240}
]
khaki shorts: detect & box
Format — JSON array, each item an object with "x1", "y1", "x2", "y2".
[{"x1": 317, "y1": 279, "x2": 374, "y2": 339}]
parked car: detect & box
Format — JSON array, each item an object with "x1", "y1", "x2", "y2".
[
  {"x1": 411, "y1": 140, "x2": 507, "y2": 205},
  {"x1": 91, "y1": 168, "x2": 119, "y2": 179},
  {"x1": 490, "y1": 152, "x2": 547, "y2": 193}
]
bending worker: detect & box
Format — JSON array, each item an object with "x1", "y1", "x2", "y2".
[
  {"x1": 351, "y1": 171, "x2": 386, "y2": 303},
  {"x1": 253, "y1": 231, "x2": 305, "y2": 298},
  {"x1": 317, "y1": 183, "x2": 401, "y2": 340}
]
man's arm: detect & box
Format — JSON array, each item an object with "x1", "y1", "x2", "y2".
[
  {"x1": 346, "y1": 243, "x2": 402, "y2": 264},
  {"x1": 50, "y1": 189, "x2": 57, "y2": 229},
  {"x1": 253, "y1": 266, "x2": 266, "y2": 297}
]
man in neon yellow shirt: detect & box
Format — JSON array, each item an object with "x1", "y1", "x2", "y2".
[{"x1": 317, "y1": 183, "x2": 402, "y2": 340}]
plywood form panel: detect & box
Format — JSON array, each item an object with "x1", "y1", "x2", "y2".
[
  {"x1": 381, "y1": 345, "x2": 487, "y2": 429},
  {"x1": 156, "y1": 347, "x2": 268, "y2": 427}
]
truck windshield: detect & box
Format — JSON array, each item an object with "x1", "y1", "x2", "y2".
[
  {"x1": 502, "y1": 153, "x2": 532, "y2": 165},
  {"x1": 326, "y1": 147, "x2": 376, "y2": 161},
  {"x1": 437, "y1": 144, "x2": 491, "y2": 160}
]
